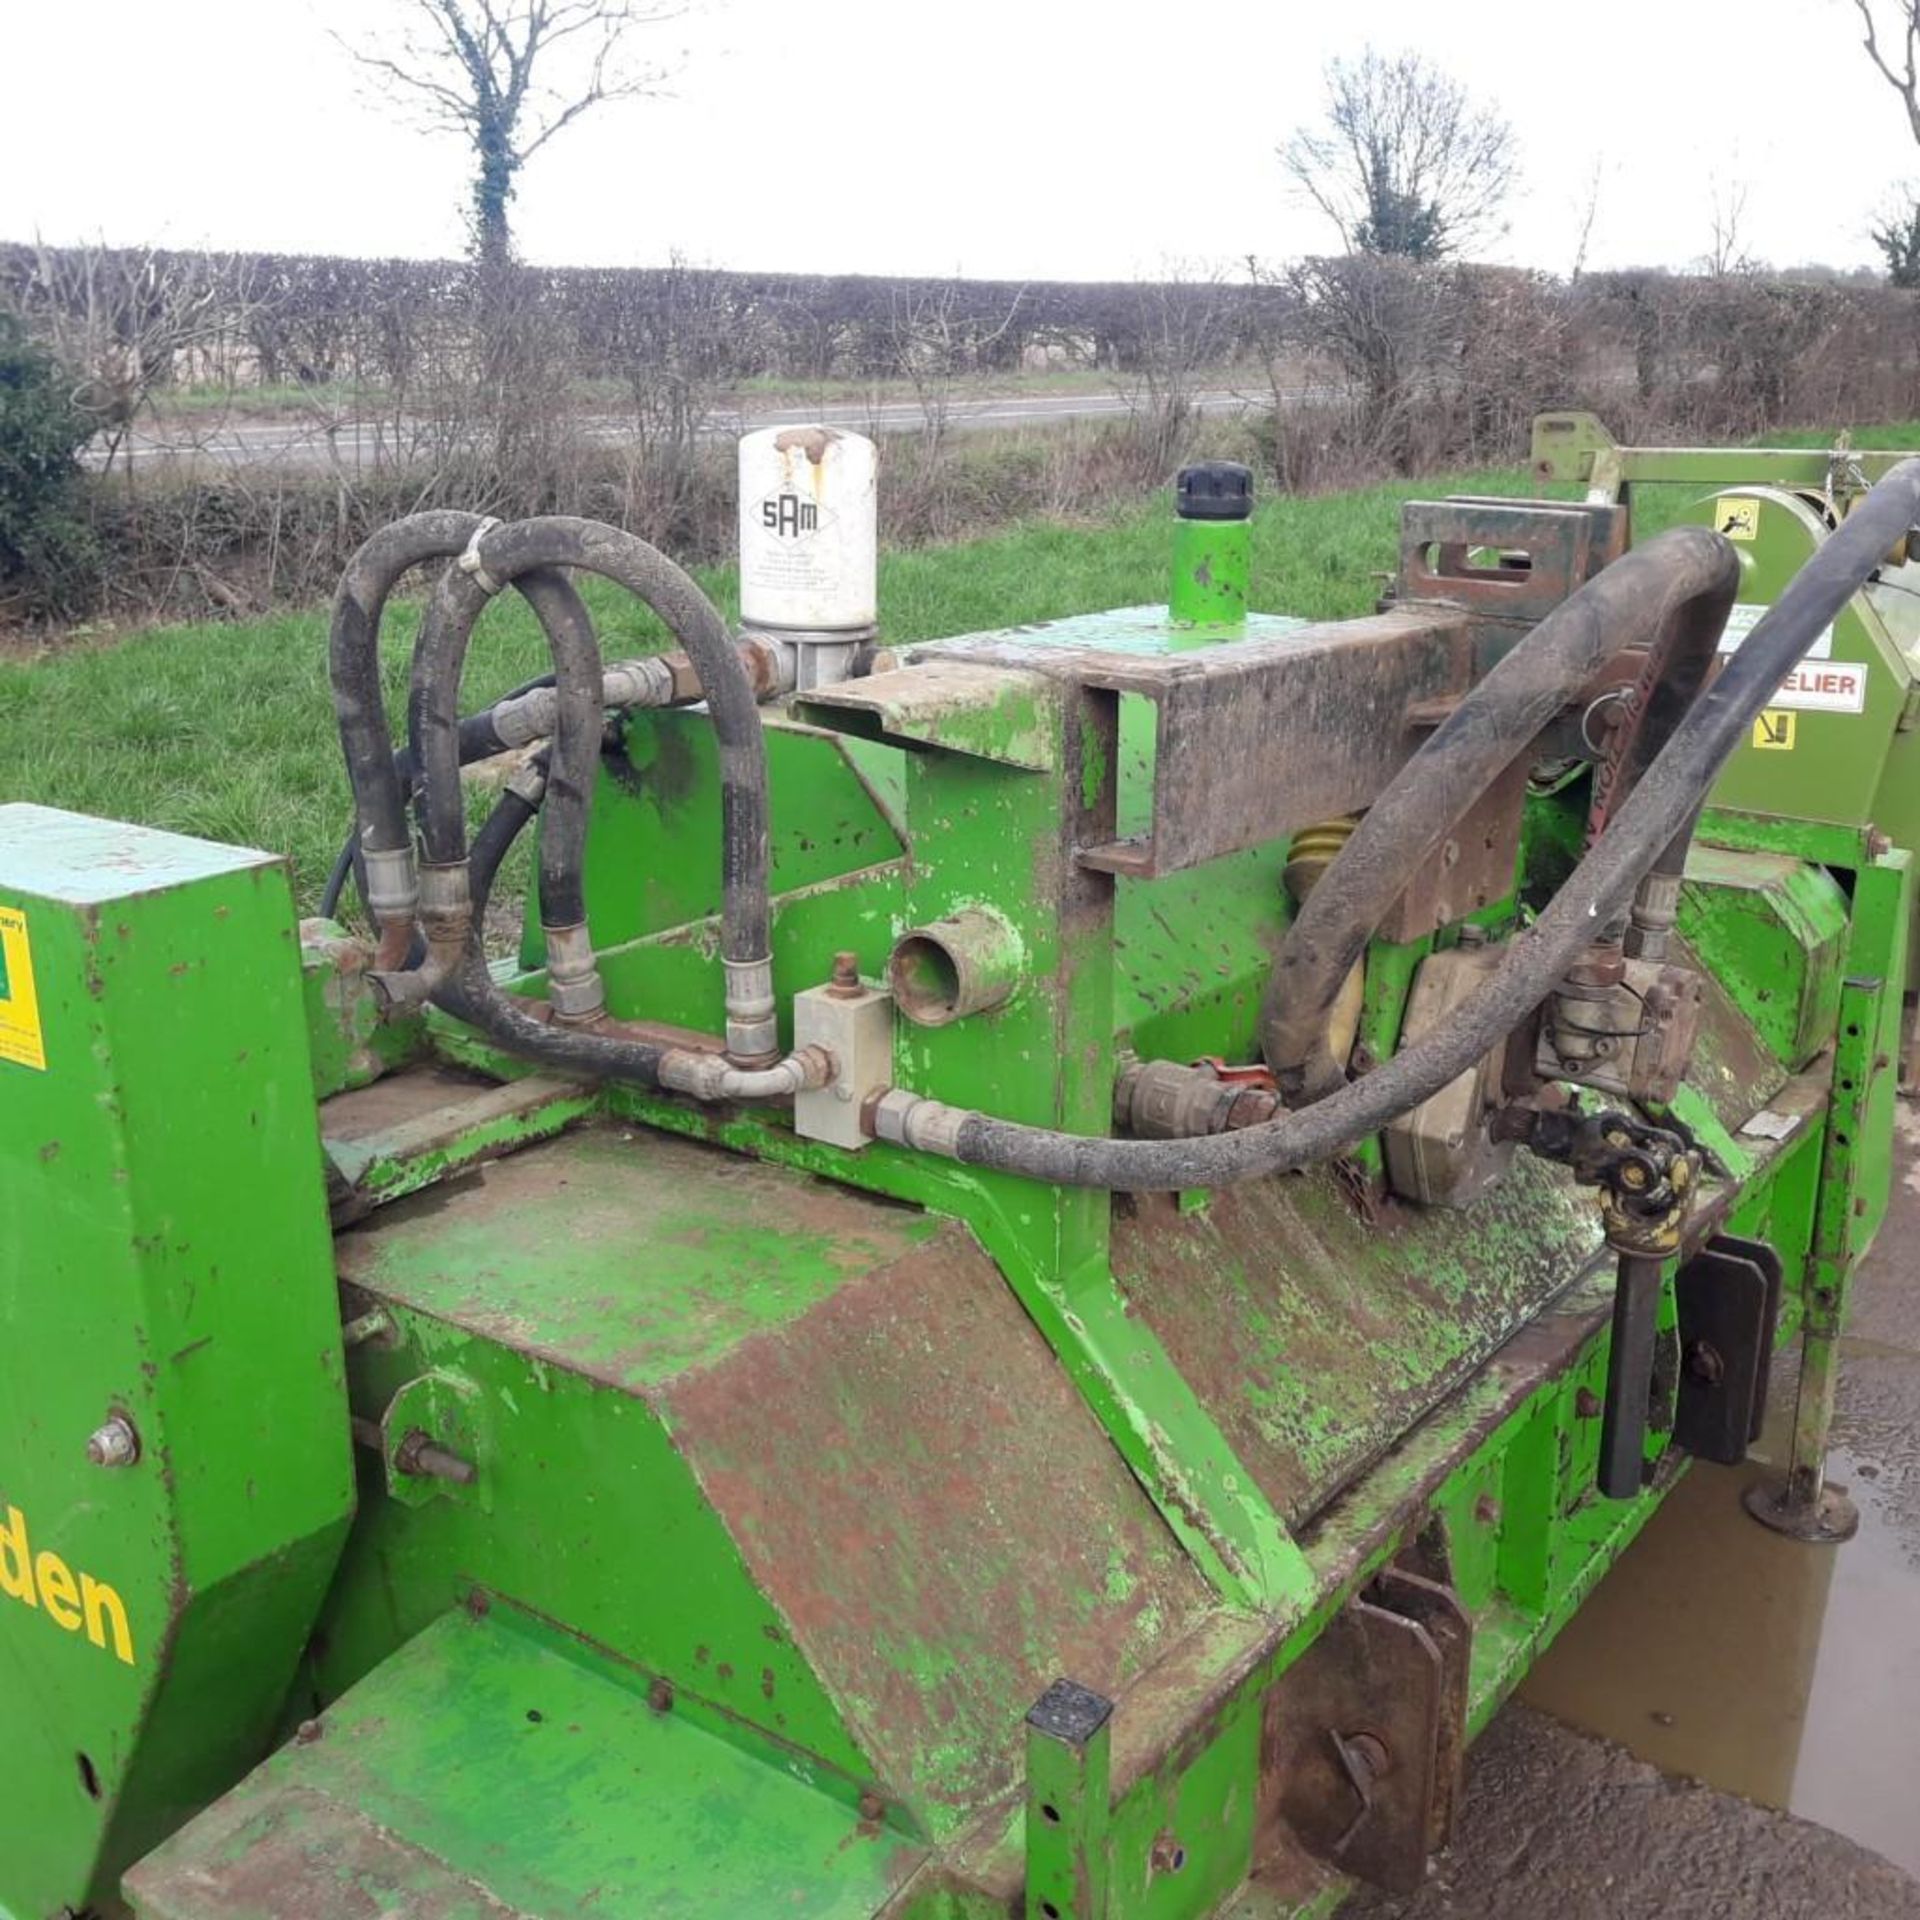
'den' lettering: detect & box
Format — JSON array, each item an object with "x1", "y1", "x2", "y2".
[{"x1": 0, "y1": 1506, "x2": 135, "y2": 1664}]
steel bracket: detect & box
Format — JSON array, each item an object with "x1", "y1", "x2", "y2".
[
  {"x1": 1672, "y1": 1234, "x2": 1784, "y2": 1465},
  {"x1": 1262, "y1": 1566, "x2": 1470, "y2": 1892}
]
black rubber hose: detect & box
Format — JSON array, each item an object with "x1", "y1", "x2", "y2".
[
  {"x1": 330, "y1": 512, "x2": 489, "y2": 870},
  {"x1": 468, "y1": 761, "x2": 545, "y2": 909},
  {"x1": 914, "y1": 458, "x2": 1920, "y2": 1189},
  {"x1": 425, "y1": 756, "x2": 670, "y2": 1084},
  {"x1": 1263, "y1": 527, "x2": 1741, "y2": 1103},
  {"x1": 410, "y1": 515, "x2": 769, "y2": 962},
  {"x1": 328, "y1": 501, "x2": 594, "y2": 926},
  {"x1": 434, "y1": 761, "x2": 671, "y2": 1084},
  {"x1": 319, "y1": 834, "x2": 357, "y2": 923},
  {"x1": 410, "y1": 567, "x2": 604, "y2": 931},
  {"x1": 318, "y1": 675, "x2": 557, "y2": 922},
  {"x1": 454, "y1": 680, "x2": 555, "y2": 764}
]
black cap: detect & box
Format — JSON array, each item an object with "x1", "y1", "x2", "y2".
[{"x1": 1176, "y1": 461, "x2": 1253, "y2": 522}]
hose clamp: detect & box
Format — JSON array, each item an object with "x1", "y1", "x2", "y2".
[
  {"x1": 505, "y1": 757, "x2": 550, "y2": 807},
  {"x1": 362, "y1": 845, "x2": 418, "y2": 919},
  {"x1": 491, "y1": 685, "x2": 557, "y2": 749},
  {"x1": 602, "y1": 657, "x2": 678, "y2": 710},
  {"x1": 544, "y1": 923, "x2": 606, "y2": 1023},
  {"x1": 458, "y1": 518, "x2": 505, "y2": 596},
  {"x1": 722, "y1": 955, "x2": 779, "y2": 1061}
]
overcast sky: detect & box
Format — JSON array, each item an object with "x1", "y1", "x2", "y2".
[{"x1": 1, "y1": 0, "x2": 1911, "y2": 280}]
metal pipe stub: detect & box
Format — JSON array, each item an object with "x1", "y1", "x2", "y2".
[{"x1": 888, "y1": 908, "x2": 1024, "y2": 1028}]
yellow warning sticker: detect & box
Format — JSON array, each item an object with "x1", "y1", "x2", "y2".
[
  {"x1": 0, "y1": 906, "x2": 47, "y2": 1071},
  {"x1": 1753, "y1": 709, "x2": 1797, "y2": 751},
  {"x1": 1716, "y1": 498, "x2": 1761, "y2": 541}
]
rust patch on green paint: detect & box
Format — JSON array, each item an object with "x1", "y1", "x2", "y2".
[
  {"x1": 1111, "y1": 1156, "x2": 1603, "y2": 1524},
  {"x1": 658, "y1": 1223, "x2": 1213, "y2": 1838}
]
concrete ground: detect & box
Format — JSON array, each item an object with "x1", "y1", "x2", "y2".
[
  {"x1": 1346, "y1": 1109, "x2": 1920, "y2": 1920},
  {"x1": 1342, "y1": 1705, "x2": 1920, "y2": 1920}
]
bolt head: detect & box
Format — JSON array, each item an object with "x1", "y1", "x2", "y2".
[
  {"x1": 1150, "y1": 1832, "x2": 1189, "y2": 1876},
  {"x1": 1685, "y1": 1341, "x2": 1725, "y2": 1385},
  {"x1": 827, "y1": 950, "x2": 863, "y2": 998},
  {"x1": 86, "y1": 1415, "x2": 139, "y2": 1469}
]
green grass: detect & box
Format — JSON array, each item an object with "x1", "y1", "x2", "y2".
[
  {"x1": 10, "y1": 417, "x2": 1917, "y2": 917},
  {"x1": 0, "y1": 462, "x2": 1552, "y2": 913},
  {"x1": 154, "y1": 379, "x2": 379, "y2": 418}
]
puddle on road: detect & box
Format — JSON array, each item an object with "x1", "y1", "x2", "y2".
[{"x1": 1520, "y1": 1363, "x2": 1920, "y2": 1876}]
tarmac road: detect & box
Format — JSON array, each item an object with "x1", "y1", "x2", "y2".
[{"x1": 91, "y1": 383, "x2": 1282, "y2": 471}]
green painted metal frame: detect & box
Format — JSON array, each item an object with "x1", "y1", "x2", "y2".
[
  {"x1": 5, "y1": 489, "x2": 1909, "y2": 1918},
  {"x1": 0, "y1": 807, "x2": 355, "y2": 1920},
  {"x1": 308, "y1": 715, "x2": 1888, "y2": 1919}
]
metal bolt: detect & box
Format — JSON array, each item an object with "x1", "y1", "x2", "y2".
[
  {"x1": 827, "y1": 951, "x2": 863, "y2": 999},
  {"x1": 647, "y1": 1677, "x2": 674, "y2": 1714},
  {"x1": 86, "y1": 1415, "x2": 139, "y2": 1469},
  {"x1": 340, "y1": 1308, "x2": 393, "y2": 1349},
  {"x1": 294, "y1": 1718, "x2": 324, "y2": 1745},
  {"x1": 1684, "y1": 1341, "x2": 1725, "y2": 1386},
  {"x1": 1150, "y1": 1832, "x2": 1189, "y2": 1876},
  {"x1": 393, "y1": 1429, "x2": 477, "y2": 1486},
  {"x1": 857, "y1": 1790, "x2": 885, "y2": 1825},
  {"x1": 1342, "y1": 1730, "x2": 1391, "y2": 1780}
]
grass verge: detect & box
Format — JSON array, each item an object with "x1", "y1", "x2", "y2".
[
  {"x1": 0, "y1": 461, "x2": 1553, "y2": 912},
  {"x1": 6, "y1": 419, "x2": 1915, "y2": 915}
]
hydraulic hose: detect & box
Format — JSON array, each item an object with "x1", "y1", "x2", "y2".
[
  {"x1": 328, "y1": 509, "x2": 592, "y2": 951},
  {"x1": 435, "y1": 759, "x2": 829, "y2": 1102},
  {"x1": 331, "y1": 510, "x2": 486, "y2": 925},
  {"x1": 319, "y1": 675, "x2": 556, "y2": 923},
  {"x1": 411, "y1": 560, "x2": 605, "y2": 942},
  {"x1": 1262, "y1": 527, "x2": 1741, "y2": 1104},
  {"x1": 470, "y1": 751, "x2": 549, "y2": 908},
  {"x1": 409, "y1": 515, "x2": 776, "y2": 1060},
  {"x1": 428, "y1": 748, "x2": 672, "y2": 1079},
  {"x1": 871, "y1": 458, "x2": 1920, "y2": 1189}
]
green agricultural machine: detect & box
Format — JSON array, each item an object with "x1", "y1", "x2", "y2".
[
  {"x1": 1535, "y1": 411, "x2": 1920, "y2": 1007},
  {"x1": 5, "y1": 423, "x2": 1920, "y2": 1919}
]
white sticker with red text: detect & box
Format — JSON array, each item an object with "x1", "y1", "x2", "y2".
[
  {"x1": 1771, "y1": 660, "x2": 1868, "y2": 713},
  {"x1": 1716, "y1": 602, "x2": 1863, "y2": 713}
]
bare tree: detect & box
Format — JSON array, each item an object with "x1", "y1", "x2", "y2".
[
  {"x1": 22, "y1": 241, "x2": 253, "y2": 482},
  {"x1": 1851, "y1": 4, "x2": 1920, "y2": 283},
  {"x1": 1287, "y1": 253, "x2": 1457, "y2": 472},
  {"x1": 343, "y1": 1, "x2": 684, "y2": 269},
  {"x1": 1701, "y1": 177, "x2": 1755, "y2": 280},
  {"x1": 1567, "y1": 160, "x2": 1605, "y2": 283},
  {"x1": 1280, "y1": 50, "x2": 1516, "y2": 262},
  {"x1": 1857, "y1": 1, "x2": 1920, "y2": 140},
  {"x1": 885, "y1": 280, "x2": 1026, "y2": 459},
  {"x1": 1108, "y1": 267, "x2": 1236, "y2": 475},
  {"x1": 1872, "y1": 195, "x2": 1920, "y2": 286}
]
